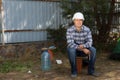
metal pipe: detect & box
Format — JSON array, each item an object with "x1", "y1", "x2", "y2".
[{"x1": 1, "y1": 0, "x2": 5, "y2": 45}]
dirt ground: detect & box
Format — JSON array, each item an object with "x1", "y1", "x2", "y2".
[{"x1": 0, "y1": 52, "x2": 120, "y2": 80}]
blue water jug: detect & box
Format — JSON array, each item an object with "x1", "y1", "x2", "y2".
[{"x1": 41, "y1": 50, "x2": 51, "y2": 71}]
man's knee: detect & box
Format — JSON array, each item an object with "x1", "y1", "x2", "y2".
[
  {"x1": 67, "y1": 47, "x2": 76, "y2": 53},
  {"x1": 88, "y1": 46, "x2": 96, "y2": 54}
]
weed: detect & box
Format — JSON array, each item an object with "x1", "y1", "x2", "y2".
[{"x1": 0, "y1": 60, "x2": 32, "y2": 73}]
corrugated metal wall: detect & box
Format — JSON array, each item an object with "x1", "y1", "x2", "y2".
[{"x1": 1, "y1": 0, "x2": 68, "y2": 43}]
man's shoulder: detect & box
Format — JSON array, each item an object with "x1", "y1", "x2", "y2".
[
  {"x1": 83, "y1": 25, "x2": 90, "y2": 31},
  {"x1": 67, "y1": 25, "x2": 75, "y2": 31}
]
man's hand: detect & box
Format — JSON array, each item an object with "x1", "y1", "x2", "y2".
[
  {"x1": 77, "y1": 45, "x2": 90, "y2": 54},
  {"x1": 77, "y1": 45, "x2": 84, "y2": 50},
  {"x1": 82, "y1": 48, "x2": 90, "y2": 55}
]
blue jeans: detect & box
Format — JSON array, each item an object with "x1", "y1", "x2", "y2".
[{"x1": 67, "y1": 46, "x2": 96, "y2": 75}]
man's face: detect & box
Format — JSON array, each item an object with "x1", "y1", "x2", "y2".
[{"x1": 73, "y1": 19, "x2": 83, "y2": 28}]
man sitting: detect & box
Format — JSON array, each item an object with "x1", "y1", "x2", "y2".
[{"x1": 66, "y1": 12, "x2": 98, "y2": 77}]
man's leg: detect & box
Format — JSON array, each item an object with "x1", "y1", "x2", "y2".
[
  {"x1": 67, "y1": 47, "x2": 77, "y2": 75},
  {"x1": 87, "y1": 46, "x2": 96, "y2": 74}
]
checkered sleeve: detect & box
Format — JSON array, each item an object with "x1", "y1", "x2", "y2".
[
  {"x1": 83, "y1": 30, "x2": 93, "y2": 48},
  {"x1": 66, "y1": 29, "x2": 78, "y2": 49}
]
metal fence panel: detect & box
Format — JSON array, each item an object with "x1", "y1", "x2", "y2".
[
  {"x1": 3, "y1": 0, "x2": 64, "y2": 30},
  {"x1": 1, "y1": 0, "x2": 68, "y2": 43},
  {"x1": 4, "y1": 31, "x2": 47, "y2": 43}
]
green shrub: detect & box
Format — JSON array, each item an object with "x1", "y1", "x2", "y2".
[{"x1": 47, "y1": 25, "x2": 67, "y2": 53}]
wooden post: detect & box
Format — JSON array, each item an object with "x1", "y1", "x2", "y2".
[
  {"x1": 76, "y1": 57, "x2": 82, "y2": 73},
  {"x1": 1, "y1": 1, "x2": 5, "y2": 45}
]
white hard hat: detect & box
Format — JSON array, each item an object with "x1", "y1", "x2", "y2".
[{"x1": 72, "y1": 12, "x2": 85, "y2": 21}]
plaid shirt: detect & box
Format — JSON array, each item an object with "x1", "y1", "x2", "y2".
[{"x1": 66, "y1": 25, "x2": 93, "y2": 49}]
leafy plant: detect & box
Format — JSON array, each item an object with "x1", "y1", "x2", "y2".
[
  {"x1": 47, "y1": 25, "x2": 67, "y2": 53},
  {"x1": 60, "y1": 0, "x2": 116, "y2": 44}
]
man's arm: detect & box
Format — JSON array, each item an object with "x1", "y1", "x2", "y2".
[
  {"x1": 77, "y1": 30, "x2": 92, "y2": 54},
  {"x1": 66, "y1": 29, "x2": 78, "y2": 49},
  {"x1": 83, "y1": 30, "x2": 93, "y2": 48}
]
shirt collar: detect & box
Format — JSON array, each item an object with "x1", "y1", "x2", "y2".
[{"x1": 72, "y1": 25, "x2": 84, "y2": 32}]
